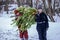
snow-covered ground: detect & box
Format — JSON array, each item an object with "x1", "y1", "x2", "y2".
[{"x1": 0, "y1": 13, "x2": 60, "y2": 40}]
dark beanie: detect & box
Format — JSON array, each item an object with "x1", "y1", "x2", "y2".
[{"x1": 37, "y1": 5, "x2": 42, "y2": 9}]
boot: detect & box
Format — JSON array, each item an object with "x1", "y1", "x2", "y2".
[
  {"x1": 24, "y1": 38, "x2": 28, "y2": 40},
  {"x1": 20, "y1": 38, "x2": 24, "y2": 40}
]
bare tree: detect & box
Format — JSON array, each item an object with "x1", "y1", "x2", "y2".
[
  {"x1": 55, "y1": 0, "x2": 60, "y2": 17},
  {"x1": 5, "y1": 0, "x2": 9, "y2": 14},
  {"x1": 17, "y1": 0, "x2": 21, "y2": 7},
  {"x1": 51, "y1": 0, "x2": 55, "y2": 16},
  {"x1": 35, "y1": 0, "x2": 40, "y2": 9},
  {"x1": 47, "y1": 0, "x2": 55, "y2": 22},
  {"x1": 17, "y1": 0, "x2": 25, "y2": 7},
  {"x1": 41, "y1": 0, "x2": 55, "y2": 22},
  {"x1": 42, "y1": 0, "x2": 47, "y2": 13},
  {"x1": 26, "y1": 0, "x2": 33, "y2": 7}
]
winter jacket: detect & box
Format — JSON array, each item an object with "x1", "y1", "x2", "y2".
[{"x1": 35, "y1": 12, "x2": 49, "y2": 29}]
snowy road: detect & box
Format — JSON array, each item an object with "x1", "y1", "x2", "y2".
[{"x1": 0, "y1": 14, "x2": 60, "y2": 40}]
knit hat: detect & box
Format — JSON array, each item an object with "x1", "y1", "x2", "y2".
[{"x1": 37, "y1": 5, "x2": 42, "y2": 9}]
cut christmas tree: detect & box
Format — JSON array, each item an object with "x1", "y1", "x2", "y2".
[{"x1": 11, "y1": 6, "x2": 37, "y2": 32}]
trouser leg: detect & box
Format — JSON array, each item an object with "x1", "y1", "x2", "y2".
[
  {"x1": 42, "y1": 29, "x2": 47, "y2": 40},
  {"x1": 24, "y1": 30, "x2": 28, "y2": 40},
  {"x1": 37, "y1": 30, "x2": 43, "y2": 40},
  {"x1": 37, "y1": 29, "x2": 47, "y2": 40}
]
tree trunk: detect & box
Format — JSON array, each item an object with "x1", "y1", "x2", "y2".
[
  {"x1": 52, "y1": 0, "x2": 55, "y2": 16},
  {"x1": 17, "y1": 0, "x2": 21, "y2": 7},
  {"x1": 35, "y1": 0, "x2": 40, "y2": 9},
  {"x1": 30, "y1": 0, "x2": 33, "y2": 7},
  {"x1": 59, "y1": 0, "x2": 60, "y2": 7},
  {"x1": 26, "y1": 0, "x2": 33, "y2": 7},
  {"x1": 42, "y1": 0, "x2": 47, "y2": 13},
  {"x1": 5, "y1": 0, "x2": 9, "y2": 14},
  {"x1": 47, "y1": 0, "x2": 55, "y2": 22}
]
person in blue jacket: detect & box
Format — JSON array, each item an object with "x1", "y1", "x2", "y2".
[{"x1": 35, "y1": 5, "x2": 49, "y2": 40}]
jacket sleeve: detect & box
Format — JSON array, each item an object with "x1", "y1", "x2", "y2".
[
  {"x1": 43, "y1": 13, "x2": 49, "y2": 28},
  {"x1": 35, "y1": 14, "x2": 38, "y2": 22},
  {"x1": 43, "y1": 13, "x2": 48, "y2": 22}
]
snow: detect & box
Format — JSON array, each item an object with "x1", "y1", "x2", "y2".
[
  {"x1": 8, "y1": 4, "x2": 18, "y2": 11},
  {"x1": 0, "y1": 13, "x2": 60, "y2": 40},
  {"x1": 53, "y1": 14, "x2": 60, "y2": 22}
]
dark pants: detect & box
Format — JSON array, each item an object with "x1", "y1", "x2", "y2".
[{"x1": 37, "y1": 24, "x2": 47, "y2": 40}]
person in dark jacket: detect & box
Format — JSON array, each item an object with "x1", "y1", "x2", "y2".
[{"x1": 35, "y1": 5, "x2": 49, "y2": 40}]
